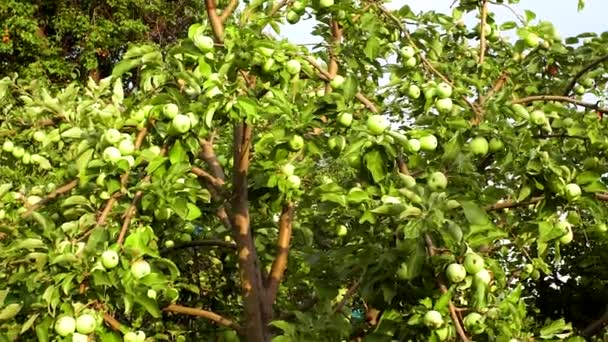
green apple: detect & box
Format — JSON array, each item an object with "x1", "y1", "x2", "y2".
[
  {"x1": 366, "y1": 115, "x2": 389, "y2": 135},
  {"x1": 404, "y1": 57, "x2": 417, "y2": 67},
  {"x1": 287, "y1": 175, "x2": 301, "y2": 189},
  {"x1": 289, "y1": 135, "x2": 304, "y2": 151},
  {"x1": 463, "y1": 312, "x2": 484, "y2": 334},
  {"x1": 286, "y1": 11, "x2": 300, "y2": 24},
  {"x1": 292, "y1": 0, "x2": 306, "y2": 13},
  {"x1": 194, "y1": 35, "x2": 214, "y2": 51},
  {"x1": 118, "y1": 139, "x2": 135, "y2": 156},
  {"x1": 319, "y1": 0, "x2": 334, "y2": 8},
  {"x1": 530, "y1": 110, "x2": 547, "y2": 125},
  {"x1": 328, "y1": 136, "x2": 346, "y2": 151},
  {"x1": 55, "y1": 316, "x2": 76, "y2": 337},
  {"x1": 488, "y1": 138, "x2": 504, "y2": 152},
  {"x1": 401, "y1": 46, "x2": 415, "y2": 59},
  {"x1": 435, "y1": 326, "x2": 450, "y2": 341},
  {"x1": 72, "y1": 333, "x2": 88, "y2": 342},
  {"x1": 408, "y1": 84, "x2": 421, "y2": 99},
  {"x1": 523, "y1": 264, "x2": 534, "y2": 274},
  {"x1": 338, "y1": 113, "x2": 353, "y2": 127},
  {"x1": 286, "y1": 60, "x2": 301, "y2": 75},
  {"x1": 172, "y1": 114, "x2": 192, "y2": 134},
  {"x1": 164, "y1": 240, "x2": 175, "y2": 248},
  {"x1": 336, "y1": 225, "x2": 348, "y2": 236},
  {"x1": 124, "y1": 332, "x2": 138, "y2": 342},
  {"x1": 597, "y1": 224, "x2": 608, "y2": 233},
  {"x1": 105, "y1": 129, "x2": 122, "y2": 144},
  {"x1": 0, "y1": 209, "x2": 5, "y2": 220},
  {"x1": 419, "y1": 135, "x2": 438, "y2": 151},
  {"x1": 163, "y1": 103, "x2": 179, "y2": 119},
  {"x1": 446, "y1": 263, "x2": 466, "y2": 283},
  {"x1": 135, "y1": 331, "x2": 146, "y2": 342},
  {"x1": 436, "y1": 82, "x2": 452, "y2": 99},
  {"x1": 22, "y1": 152, "x2": 31, "y2": 164},
  {"x1": 565, "y1": 183, "x2": 581, "y2": 201},
  {"x1": 101, "y1": 250, "x2": 119, "y2": 269},
  {"x1": 281, "y1": 163, "x2": 295, "y2": 176},
  {"x1": 103, "y1": 146, "x2": 122, "y2": 163},
  {"x1": 330, "y1": 75, "x2": 345, "y2": 89},
  {"x1": 464, "y1": 253, "x2": 484, "y2": 275},
  {"x1": 581, "y1": 78, "x2": 594, "y2": 87},
  {"x1": 131, "y1": 260, "x2": 151, "y2": 279},
  {"x1": 428, "y1": 172, "x2": 447, "y2": 191},
  {"x1": 435, "y1": 98, "x2": 453, "y2": 114},
  {"x1": 408, "y1": 138, "x2": 421, "y2": 152},
  {"x1": 524, "y1": 32, "x2": 540, "y2": 48},
  {"x1": 2, "y1": 140, "x2": 14, "y2": 152},
  {"x1": 76, "y1": 314, "x2": 96, "y2": 334},
  {"x1": 33, "y1": 131, "x2": 46, "y2": 142},
  {"x1": 477, "y1": 23, "x2": 492, "y2": 36},
  {"x1": 475, "y1": 269, "x2": 492, "y2": 284},
  {"x1": 470, "y1": 137, "x2": 489, "y2": 156},
  {"x1": 560, "y1": 227, "x2": 574, "y2": 244},
  {"x1": 423, "y1": 310, "x2": 444, "y2": 328},
  {"x1": 147, "y1": 289, "x2": 157, "y2": 299},
  {"x1": 12, "y1": 146, "x2": 25, "y2": 158},
  {"x1": 574, "y1": 85, "x2": 586, "y2": 95}
]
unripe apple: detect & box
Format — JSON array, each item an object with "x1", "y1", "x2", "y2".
[
  {"x1": 436, "y1": 82, "x2": 452, "y2": 99},
  {"x1": 55, "y1": 316, "x2": 76, "y2": 336},
  {"x1": 446, "y1": 263, "x2": 466, "y2": 283},
  {"x1": 408, "y1": 139, "x2": 421, "y2": 152},
  {"x1": 319, "y1": 0, "x2": 334, "y2": 8},
  {"x1": 286, "y1": 175, "x2": 301, "y2": 189},
  {"x1": 560, "y1": 227, "x2": 574, "y2": 244},
  {"x1": 401, "y1": 46, "x2": 415, "y2": 59},
  {"x1": 286, "y1": 60, "x2": 301, "y2": 75},
  {"x1": 163, "y1": 103, "x2": 179, "y2": 119},
  {"x1": 172, "y1": 114, "x2": 192, "y2": 134},
  {"x1": 435, "y1": 98, "x2": 453, "y2": 114},
  {"x1": 288, "y1": 135, "x2": 304, "y2": 150},
  {"x1": 286, "y1": 10, "x2": 300, "y2": 24},
  {"x1": 135, "y1": 331, "x2": 146, "y2": 342},
  {"x1": 194, "y1": 35, "x2": 214, "y2": 51},
  {"x1": 565, "y1": 183, "x2": 581, "y2": 201},
  {"x1": 366, "y1": 115, "x2": 389, "y2": 135},
  {"x1": 475, "y1": 268, "x2": 492, "y2": 284},
  {"x1": 147, "y1": 289, "x2": 157, "y2": 299},
  {"x1": 338, "y1": 113, "x2": 353, "y2": 127},
  {"x1": 2, "y1": 140, "x2": 14, "y2": 152},
  {"x1": 164, "y1": 240, "x2": 175, "y2": 248},
  {"x1": 12, "y1": 146, "x2": 25, "y2": 158},
  {"x1": 281, "y1": 163, "x2": 295, "y2": 176},
  {"x1": 292, "y1": 0, "x2": 306, "y2": 13},
  {"x1": 105, "y1": 129, "x2": 122, "y2": 144},
  {"x1": 423, "y1": 310, "x2": 444, "y2": 328},
  {"x1": 530, "y1": 110, "x2": 547, "y2": 125},
  {"x1": 488, "y1": 138, "x2": 504, "y2": 152},
  {"x1": 419, "y1": 135, "x2": 438, "y2": 151},
  {"x1": 119, "y1": 139, "x2": 135, "y2": 156},
  {"x1": 33, "y1": 131, "x2": 46, "y2": 142},
  {"x1": 463, "y1": 312, "x2": 484, "y2": 334},
  {"x1": 22, "y1": 152, "x2": 31, "y2": 164},
  {"x1": 470, "y1": 137, "x2": 489, "y2": 156},
  {"x1": 330, "y1": 75, "x2": 345, "y2": 89},
  {"x1": 408, "y1": 84, "x2": 421, "y2": 99},
  {"x1": 328, "y1": 136, "x2": 346, "y2": 152},
  {"x1": 404, "y1": 57, "x2": 417, "y2": 67},
  {"x1": 72, "y1": 333, "x2": 88, "y2": 342},
  {"x1": 131, "y1": 260, "x2": 151, "y2": 279},
  {"x1": 428, "y1": 172, "x2": 447, "y2": 191},
  {"x1": 124, "y1": 332, "x2": 138, "y2": 342},
  {"x1": 464, "y1": 253, "x2": 485, "y2": 275},
  {"x1": 574, "y1": 85, "x2": 586, "y2": 95},
  {"x1": 524, "y1": 32, "x2": 540, "y2": 48},
  {"x1": 76, "y1": 313, "x2": 96, "y2": 334},
  {"x1": 103, "y1": 146, "x2": 122, "y2": 163},
  {"x1": 336, "y1": 225, "x2": 348, "y2": 236},
  {"x1": 523, "y1": 264, "x2": 534, "y2": 274},
  {"x1": 101, "y1": 250, "x2": 119, "y2": 269}
]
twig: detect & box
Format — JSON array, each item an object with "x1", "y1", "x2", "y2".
[
  {"x1": 103, "y1": 313, "x2": 123, "y2": 332},
  {"x1": 220, "y1": 0, "x2": 238, "y2": 22},
  {"x1": 485, "y1": 196, "x2": 544, "y2": 211},
  {"x1": 21, "y1": 179, "x2": 78, "y2": 217},
  {"x1": 160, "y1": 239, "x2": 237, "y2": 255},
  {"x1": 533, "y1": 134, "x2": 588, "y2": 141},
  {"x1": 192, "y1": 166, "x2": 225, "y2": 190},
  {"x1": 332, "y1": 275, "x2": 364, "y2": 314},
  {"x1": 563, "y1": 54, "x2": 608, "y2": 96},
  {"x1": 199, "y1": 138, "x2": 226, "y2": 181},
  {"x1": 424, "y1": 233, "x2": 470, "y2": 342},
  {"x1": 512, "y1": 95, "x2": 608, "y2": 114},
  {"x1": 325, "y1": 20, "x2": 342, "y2": 94},
  {"x1": 266, "y1": 204, "x2": 295, "y2": 306},
  {"x1": 480, "y1": 71, "x2": 509, "y2": 105},
  {"x1": 269, "y1": 0, "x2": 290, "y2": 16},
  {"x1": 163, "y1": 304, "x2": 241, "y2": 331},
  {"x1": 478, "y1": 0, "x2": 488, "y2": 67},
  {"x1": 116, "y1": 184, "x2": 146, "y2": 246},
  {"x1": 205, "y1": 0, "x2": 225, "y2": 42}
]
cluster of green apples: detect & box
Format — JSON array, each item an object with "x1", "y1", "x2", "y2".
[
  {"x1": 54, "y1": 312, "x2": 99, "y2": 341},
  {"x1": 251, "y1": 44, "x2": 303, "y2": 78},
  {"x1": 405, "y1": 79, "x2": 455, "y2": 115},
  {"x1": 286, "y1": 0, "x2": 335, "y2": 24},
  {"x1": 1, "y1": 130, "x2": 58, "y2": 169}
]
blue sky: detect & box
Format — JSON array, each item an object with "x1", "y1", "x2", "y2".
[{"x1": 280, "y1": 0, "x2": 608, "y2": 44}]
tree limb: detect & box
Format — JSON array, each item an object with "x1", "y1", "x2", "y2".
[
  {"x1": 102, "y1": 313, "x2": 123, "y2": 332},
  {"x1": 220, "y1": 0, "x2": 239, "y2": 23},
  {"x1": 163, "y1": 304, "x2": 241, "y2": 331},
  {"x1": 265, "y1": 204, "x2": 295, "y2": 307},
  {"x1": 486, "y1": 193, "x2": 608, "y2": 211},
  {"x1": 332, "y1": 275, "x2": 364, "y2": 314},
  {"x1": 512, "y1": 95, "x2": 608, "y2": 114},
  {"x1": 424, "y1": 233, "x2": 470, "y2": 342},
  {"x1": 205, "y1": 0, "x2": 225, "y2": 42},
  {"x1": 563, "y1": 54, "x2": 608, "y2": 96},
  {"x1": 21, "y1": 179, "x2": 78, "y2": 217},
  {"x1": 325, "y1": 19, "x2": 342, "y2": 94},
  {"x1": 160, "y1": 239, "x2": 237, "y2": 255},
  {"x1": 478, "y1": 0, "x2": 488, "y2": 67}
]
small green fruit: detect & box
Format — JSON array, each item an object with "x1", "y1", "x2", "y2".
[
  {"x1": 470, "y1": 137, "x2": 489, "y2": 156},
  {"x1": 101, "y1": 250, "x2": 119, "y2": 269},
  {"x1": 428, "y1": 171, "x2": 447, "y2": 191},
  {"x1": 286, "y1": 11, "x2": 300, "y2": 24},
  {"x1": 404, "y1": 57, "x2": 417, "y2": 67},
  {"x1": 446, "y1": 263, "x2": 466, "y2": 283},
  {"x1": 286, "y1": 175, "x2": 301, "y2": 189},
  {"x1": 131, "y1": 260, "x2": 151, "y2": 279},
  {"x1": 119, "y1": 139, "x2": 135, "y2": 156},
  {"x1": 292, "y1": 0, "x2": 306, "y2": 13},
  {"x1": 401, "y1": 46, "x2": 415, "y2": 59},
  {"x1": 281, "y1": 164, "x2": 295, "y2": 176},
  {"x1": 172, "y1": 114, "x2": 192, "y2": 134},
  {"x1": 319, "y1": 0, "x2": 334, "y2": 8},
  {"x1": 463, "y1": 312, "x2": 484, "y2": 334},
  {"x1": 524, "y1": 32, "x2": 540, "y2": 48},
  {"x1": 488, "y1": 138, "x2": 504, "y2": 152},
  {"x1": 55, "y1": 316, "x2": 76, "y2": 337},
  {"x1": 286, "y1": 60, "x2": 301, "y2": 75},
  {"x1": 423, "y1": 310, "x2": 444, "y2": 329},
  {"x1": 464, "y1": 253, "x2": 485, "y2": 275},
  {"x1": 530, "y1": 110, "x2": 547, "y2": 125},
  {"x1": 436, "y1": 82, "x2": 452, "y2": 99},
  {"x1": 12, "y1": 146, "x2": 25, "y2": 158},
  {"x1": 288, "y1": 135, "x2": 304, "y2": 151},
  {"x1": 336, "y1": 225, "x2": 348, "y2": 236},
  {"x1": 408, "y1": 84, "x2": 421, "y2": 99},
  {"x1": 419, "y1": 135, "x2": 438, "y2": 151},
  {"x1": 565, "y1": 183, "x2": 581, "y2": 201},
  {"x1": 163, "y1": 103, "x2": 179, "y2": 119},
  {"x1": 194, "y1": 35, "x2": 214, "y2": 51},
  {"x1": 574, "y1": 85, "x2": 586, "y2": 95},
  {"x1": 338, "y1": 113, "x2": 353, "y2": 127},
  {"x1": 330, "y1": 75, "x2": 345, "y2": 89},
  {"x1": 366, "y1": 115, "x2": 389, "y2": 135},
  {"x1": 124, "y1": 332, "x2": 138, "y2": 342},
  {"x1": 33, "y1": 131, "x2": 46, "y2": 142},
  {"x1": 73, "y1": 333, "x2": 88, "y2": 342},
  {"x1": 103, "y1": 147, "x2": 122, "y2": 163},
  {"x1": 2, "y1": 140, "x2": 14, "y2": 152},
  {"x1": 435, "y1": 98, "x2": 453, "y2": 114},
  {"x1": 408, "y1": 139, "x2": 421, "y2": 152},
  {"x1": 75, "y1": 314, "x2": 96, "y2": 334},
  {"x1": 475, "y1": 269, "x2": 492, "y2": 284}
]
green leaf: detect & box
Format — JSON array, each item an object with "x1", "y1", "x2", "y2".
[
  {"x1": 185, "y1": 202, "x2": 202, "y2": 221},
  {"x1": 0, "y1": 303, "x2": 22, "y2": 320},
  {"x1": 169, "y1": 140, "x2": 187, "y2": 165},
  {"x1": 364, "y1": 149, "x2": 387, "y2": 183},
  {"x1": 460, "y1": 201, "x2": 491, "y2": 225},
  {"x1": 20, "y1": 313, "x2": 39, "y2": 335},
  {"x1": 133, "y1": 295, "x2": 161, "y2": 318}
]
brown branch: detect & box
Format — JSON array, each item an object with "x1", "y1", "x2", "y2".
[
  {"x1": 424, "y1": 233, "x2": 470, "y2": 342},
  {"x1": 303, "y1": 56, "x2": 379, "y2": 113},
  {"x1": 163, "y1": 304, "x2": 241, "y2": 331},
  {"x1": 485, "y1": 196, "x2": 544, "y2": 211},
  {"x1": 563, "y1": 54, "x2": 608, "y2": 96},
  {"x1": 116, "y1": 184, "x2": 146, "y2": 246},
  {"x1": 269, "y1": 0, "x2": 290, "y2": 16},
  {"x1": 103, "y1": 313, "x2": 122, "y2": 332},
  {"x1": 478, "y1": 0, "x2": 488, "y2": 67},
  {"x1": 192, "y1": 166, "x2": 225, "y2": 190},
  {"x1": 480, "y1": 71, "x2": 509, "y2": 105},
  {"x1": 199, "y1": 138, "x2": 226, "y2": 181},
  {"x1": 266, "y1": 204, "x2": 295, "y2": 306},
  {"x1": 205, "y1": 0, "x2": 225, "y2": 42},
  {"x1": 332, "y1": 275, "x2": 364, "y2": 314},
  {"x1": 325, "y1": 20, "x2": 342, "y2": 94},
  {"x1": 21, "y1": 179, "x2": 78, "y2": 217},
  {"x1": 512, "y1": 95, "x2": 608, "y2": 114},
  {"x1": 220, "y1": 0, "x2": 238, "y2": 22},
  {"x1": 397, "y1": 156, "x2": 410, "y2": 176}
]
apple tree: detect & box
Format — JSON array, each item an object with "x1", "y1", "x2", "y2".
[{"x1": 1, "y1": 0, "x2": 608, "y2": 341}]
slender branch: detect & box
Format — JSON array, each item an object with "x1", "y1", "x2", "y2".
[
  {"x1": 533, "y1": 134, "x2": 588, "y2": 141},
  {"x1": 220, "y1": 0, "x2": 238, "y2": 23},
  {"x1": 424, "y1": 234, "x2": 470, "y2": 342},
  {"x1": 397, "y1": 156, "x2": 410, "y2": 176},
  {"x1": 480, "y1": 71, "x2": 509, "y2": 105},
  {"x1": 205, "y1": 0, "x2": 225, "y2": 42},
  {"x1": 266, "y1": 204, "x2": 295, "y2": 306},
  {"x1": 163, "y1": 304, "x2": 241, "y2": 331},
  {"x1": 332, "y1": 275, "x2": 364, "y2": 314},
  {"x1": 325, "y1": 19, "x2": 342, "y2": 94},
  {"x1": 485, "y1": 196, "x2": 544, "y2": 211},
  {"x1": 512, "y1": 95, "x2": 608, "y2": 114},
  {"x1": 563, "y1": 54, "x2": 608, "y2": 96},
  {"x1": 21, "y1": 179, "x2": 78, "y2": 217},
  {"x1": 103, "y1": 313, "x2": 123, "y2": 332},
  {"x1": 199, "y1": 138, "x2": 226, "y2": 181},
  {"x1": 478, "y1": 0, "x2": 488, "y2": 67},
  {"x1": 269, "y1": 0, "x2": 290, "y2": 16},
  {"x1": 160, "y1": 239, "x2": 237, "y2": 255},
  {"x1": 192, "y1": 166, "x2": 225, "y2": 190},
  {"x1": 116, "y1": 185, "x2": 146, "y2": 246}
]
